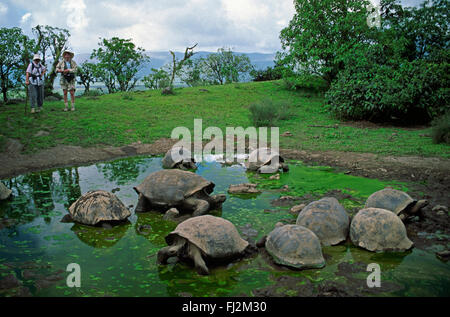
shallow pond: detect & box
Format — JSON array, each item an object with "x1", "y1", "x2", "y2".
[{"x1": 0, "y1": 156, "x2": 449, "y2": 297}]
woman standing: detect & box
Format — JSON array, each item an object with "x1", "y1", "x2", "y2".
[
  {"x1": 25, "y1": 54, "x2": 46, "y2": 114},
  {"x1": 56, "y1": 50, "x2": 78, "y2": 111}
]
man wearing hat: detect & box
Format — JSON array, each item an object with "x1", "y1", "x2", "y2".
[
  {"x1": 25, "y1": 54, "x2": 46, "y2": 114},
  {"x1": 56, "y1": 50, "x2": 78, "y2": 111}
]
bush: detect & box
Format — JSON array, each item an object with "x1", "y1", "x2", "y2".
[
  {"x1": 250, "y1": 66, "x2": 283, "y2": 82},
  {"x1": 431, "y1": 112, "x2": 450, "y2": 144},
  {"x1": 83, "y1": 89, "x2": 103, "y2": 97},
  {"x1": 122, "y1": 93, "x2": 134, "y2": 100},
  {"x1": 326, "y1": 57, "x2": 449, "y2": 123},
  {"x1": 249, "y1": 99, "x2": 294, "y2": 127},
  {"x1": 283, "y1": 74, "x2": 328, "y2": 93}
]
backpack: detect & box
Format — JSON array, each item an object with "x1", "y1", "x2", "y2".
[
  {"x1": 63, "y1": 61, "x2": 75, "y2": 82},
  {"x1": 30, "y1": 63, "x2": 42, "y2": 81}
]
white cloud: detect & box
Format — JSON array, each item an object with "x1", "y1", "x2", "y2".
[
  {"x1": 5, "y1": 0, "x2": 296, "y2": 53},
  {"x1": 0, "y1": 2, "x2": 8, "y2": 15},
  {"x1": 20, "y1": 12, "x2": 31, "y2": 24},
  {"x1": 61, "y1": 0, "x2": 88, "y2": 30}
]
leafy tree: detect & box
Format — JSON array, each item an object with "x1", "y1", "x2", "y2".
[
  {"x1": 91, "y1": 37, "x2": 149, "y2": 93},
  {"x1": 142, "y1": 68, "x2": 171, "y2": 90},
  {"x1": 77, "y1": 61, "x2": 97, "y2": 93},
  {"x1": 278, "y1": 0, "x2": 373, "y2": 84},
  {"x1": 250, "y1": 65, "x2": 284, "y2": 82},
  {"x1": 201, "y1": 48, "x2": 254, "y2": 84},
  {"x1": 0, "y1": 27, "x2": 34, "y2": 103},
  {"x1": 178, "y1": 58, "x2": 209, "y2": 87},
  {"x1": 32, "y1": 25, "x2": 71, "y2": 95}
]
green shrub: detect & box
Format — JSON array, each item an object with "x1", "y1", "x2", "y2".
[
  {"x1": 283, "y1": 74, "x2": 328, "y2": 93},
  {"x1": 122, "y1": 93, "x2": 134, "y2": 100},
  {"x1": 326, "y1": 56, "x2": 449, "y2": 124},
  {"x1": 431, "y1": 112, "x2": 450, "y2": 144},
  {"x1": 250, "y1": 66, "x2": 283, "y2": 82},
  {"x1": 83, "y1": 89, "x2": 103, "y2": 97},
  {"x1": 249, "y1": 99, "x2": 294, "y2": 127}
]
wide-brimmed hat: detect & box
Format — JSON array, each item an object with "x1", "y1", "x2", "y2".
[
  {"x1": 33, "y1": 54, "x2": 41, "y2": 61},
  {"x1": 62, "y1": 50, "x2": 74, "y2": 58}
]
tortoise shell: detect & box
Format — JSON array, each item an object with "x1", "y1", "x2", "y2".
[
  {"x1": 365, "y1": 188, "x2": 415, "y2": 216},
  {"x1": 134, "y1": 169, "x2": 214, "y2": 207},
  {"x1": 166, "y1": 215, "x2": 248, "y2": 259},
  {"x1": 247, "y1": 148, "x2": 284, "y2": 171},
  {"x1": 296, "y1": 197, "x2": 349, "y2": 246},
  {"x1": 162, "y1": 146, "x2": 195, "y2": 169},
  {"x1": 265, "y1": 225, "x2": 326, "y2": 269},
  {"x1": 350, "y1": 208, "x2": 413, "y2": 252},
  {"x1": 68, "y1": 190, "x2": 131, "y2": 225}
]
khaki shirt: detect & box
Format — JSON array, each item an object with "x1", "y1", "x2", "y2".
[{"x1": 56, "y1": 59, "x2": 78, "y2": 74}]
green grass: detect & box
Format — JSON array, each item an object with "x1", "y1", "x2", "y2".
[{"x1": 0, "y1": 80, "x2": 448, "y2": 158}]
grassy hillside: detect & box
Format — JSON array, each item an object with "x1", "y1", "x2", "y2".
[{"x1": 0, "y1": 80, "x2": 448, "y2": 158}]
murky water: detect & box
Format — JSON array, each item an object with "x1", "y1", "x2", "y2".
[{"x1": 1, "y1": 156, "x2": 449, "y2": 297}]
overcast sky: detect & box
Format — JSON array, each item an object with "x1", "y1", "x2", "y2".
[{"x1": 0, "y1": 0, "x2": 424, "y2": 54}]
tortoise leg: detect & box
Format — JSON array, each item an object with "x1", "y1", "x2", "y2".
[
  {"x1": 188, "y1": 242, "x2": 209, "y2": 275},
  {"x1": 135, "y1": 194, "x2": 150, "y2": 213},
  {"x1": 185, "y1": 197, "x2": 210, "y2": 216},
  {"x1": 281, "y1": 163, "x2": 289, "y2": 172},
  {"x1": 157, "y1": 237, "x2": 185, "y2": 264}
]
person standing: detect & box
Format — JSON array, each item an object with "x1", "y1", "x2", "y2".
[
  {"x1": 25, "y1": 54, "x2": 46, "y2": 114},
  {"x1": 56, "y1": 50, "x2": 78, "y2": 111}
]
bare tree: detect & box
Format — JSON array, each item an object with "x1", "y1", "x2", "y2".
[{"x1": 165, "y1": 43, "x2": 198, "y2": 93}]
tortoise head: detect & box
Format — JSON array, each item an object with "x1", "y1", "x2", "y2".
[{"x1": 409, "y1": 199, "x2": 429, "y2": 215}]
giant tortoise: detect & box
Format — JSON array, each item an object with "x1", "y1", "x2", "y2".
[
  {"x1": 134, "y1": 169, "x2": 226, "y2": 217},
  {"x1": 259, "y1": 224, "x2": 326, "y2": 270},
  {"x1": 296, "y1": 197, "x2": 350, "y2": 246},
  {"x1": 157, "y1": 215, "x2": 254, "y2": 275},
  {"x1": 162, "y1": 146, "x2": 197, "y2": 170},
  {"x1": 350, "y1": 207, "x2": 413, "y2": 252},
  {"x1": 62, "y1": 190, "x2": 131, "y2": 226},
  {"x1": 246, "y1": 147, "x2": 289, "y2": 174},
  {"x1": 365, "y1": 188, "x2": 428, "y2": 221}
]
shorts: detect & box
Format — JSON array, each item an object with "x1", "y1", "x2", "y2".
[{"x1": 60, "y1": 77, "x2": 76, "y2": 91}]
